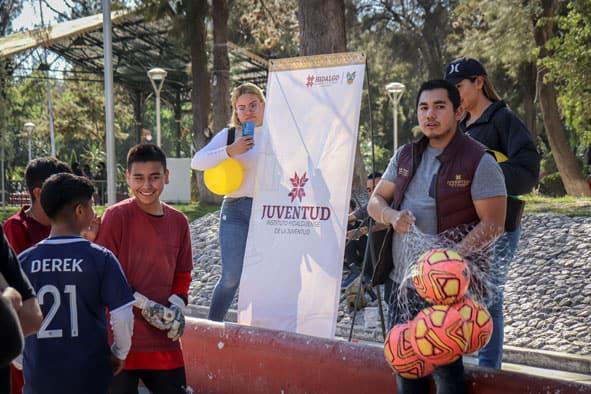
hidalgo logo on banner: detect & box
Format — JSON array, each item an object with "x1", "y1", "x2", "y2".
[
  {"x1": 305, "y1": 70, "x2": 357, "y2": 88},
  {"x1": 260, "y1": 171, "x2": 331, "y2": 236},
  {"x1": 305, "y1": 73, "x2": 340, "y2": 88}
]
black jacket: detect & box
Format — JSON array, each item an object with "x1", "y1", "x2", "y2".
[
  {"x1": 0, "y1": 227, "x2": 26, "y2": 390},
  {"x1": 460, "y1": 100, "x2": 540, "y2": 196},
  {"x1": 460, "y1": 101, "x2": 539, "y2": 231}
]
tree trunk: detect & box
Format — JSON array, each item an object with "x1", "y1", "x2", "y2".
[
  {"x1": 534, "y1": 0, "x2": 590, "y2": 196},
  {"x1": 520, "y1": 61, "x2": 537, "y2": 140},
  {"x1": 298, "y1": 0, "x2": 367, "y2": 194},
  {"x1": 212, "y1": 0, "x2": 231, "y2": 133},
  {"x1": 298, "y1": 0, "x2": 346, "y2": 55},
  {"x1": 186, "y1": 0, "x2": 220, "y2": 204},
  {"x1": 0, "y1": 61, "x2": 6, "y2": 206},
  {"x1": 174, "y1": 90, "x2": 182, "y2": 158},
  {"x1": 420, "y1": 4, "x2": 448, "y2": 79}
]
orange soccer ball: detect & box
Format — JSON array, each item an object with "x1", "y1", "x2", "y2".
[
  {"x1": 412, "y1": 249, "x2": 471, "y2": 305},
  {"x1": 384, "y1": 323, "x2": 434, "y2": 379},
  {"x1": 454, "y1": 297, "x2": 494, "y2": 354},
  {"x1": 410, "y1": 304, "x2": 468, "y2": 366}
]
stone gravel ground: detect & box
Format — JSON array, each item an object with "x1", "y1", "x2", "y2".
[{"x1": 188, "y1": 212, "x2": 591, "y2": 356}]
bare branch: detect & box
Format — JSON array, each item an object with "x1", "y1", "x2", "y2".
[{"x1": 41, "y1": 0, "x2": 71, "y2": 20}]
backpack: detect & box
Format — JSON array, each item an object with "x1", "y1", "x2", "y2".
[{"x1": 226, "y1": 127, "x2": 236, "y2": 146}]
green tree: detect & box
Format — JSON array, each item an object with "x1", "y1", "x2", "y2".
[
  {"x1": 346, "y1": 1, "x2": 432, "y2": 172},
  {"x1": 449, "y1": 0, "x2": 538, "y2": 138},
  {"x1": 0, "y1": 0, "x2": 22, "y2": 35},
  {"x1": 0, "y1": 0, "x2": 24, "y2": 195},
  {"x1": 141, "y1": 0, "x2": 219, "y2": 203},
  {"x1": 52, "y1": 71, "x2": 133, "y2": 147},
  {"x1": 533, "y1": 0, "x2": 590, "y2": 196},
  {"x1": 356, "y1": 0, "x2": 457, "y2": 79},
  {"x1": 448, "y1": 0, "x2": 589, "y2": 196},
  {"x1": 541, "y1": 0, "x2": 591, "y2": 147},
  {"x1": 228, "y1": 0, "x2": 300, "y2": 58}
]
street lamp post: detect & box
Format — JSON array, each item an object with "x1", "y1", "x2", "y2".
[
  {"x1": 23, "y1": 122, "x2": 35, "y2": 162},
  {"x1": 385, "y1": 82, "x2": 406, "y2": 152},
  {"x1": 103, "y1": 0, "x2": 116, "y2": 206},
  {"x1": 147, "y1": 67, "x2": 167, "y2": 147}
]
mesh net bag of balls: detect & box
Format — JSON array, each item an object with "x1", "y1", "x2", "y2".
[{"x1": 383, "y1": 249, "x2": 493, "y2": 379}]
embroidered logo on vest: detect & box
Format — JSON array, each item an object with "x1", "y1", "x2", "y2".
[
  {"x1": 398, "y1": 167, "x2": 409, "y2": 177},
  {"x1": 447, "y1": 174, "x2": 470, "y2": 188}
]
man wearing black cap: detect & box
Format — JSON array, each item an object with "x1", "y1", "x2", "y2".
[{"x1": 445, "y1": 57, "x2": 540, "y2": 369}]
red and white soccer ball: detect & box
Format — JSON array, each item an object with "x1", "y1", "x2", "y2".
[
  {"x1": 454, "y1": 297, "x2": 494, "y2": 354},
  {"x1": 412, "y1": 249, "x2": 471, "y2": 305},
  {"x1": 409, "y1": 304, "x2": 468, "y2": 366},
  {"x1": 384, "y1": 323, "x2": 434, "y2": 379}
]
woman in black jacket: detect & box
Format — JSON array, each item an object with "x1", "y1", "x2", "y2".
[{"x1": 444, "y1": 57, "x2": 540, "y2": 369}]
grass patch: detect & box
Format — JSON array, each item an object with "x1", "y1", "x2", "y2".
[
  {"x1": 0, "y1": 202, "x2": 220, "y2": 224},
  {"x1": 0, "y1": 207, "x2": 19, "y2": 223},
  {"x1": 522, "y1": 194, "x2": 591, "y2": 217},
  {"x1": 2, "y1": 195, "x2": 589, "y2": 224},
  {"x1": 171, "y1": 203, "x2": 220, "y2": 221}
]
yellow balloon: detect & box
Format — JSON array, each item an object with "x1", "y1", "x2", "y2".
[
  {"x1": 491, "y1": 150, "x2": 508, "y2": 163},
  {"x1": 204, "y1": 158, "x2": 244, "y2": 195}
]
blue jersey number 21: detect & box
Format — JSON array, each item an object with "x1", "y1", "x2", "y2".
[{"x1": 37, "y1": 284, "x2": 79, "y2": 339}]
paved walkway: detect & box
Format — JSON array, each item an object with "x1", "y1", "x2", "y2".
[{"x1": 188, "y1": 213, "x2": 591, "y2": 358}]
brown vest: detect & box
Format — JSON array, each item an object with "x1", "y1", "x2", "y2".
[{"x1": 371, "y1": 131, "x2": 487, "y2": 285}]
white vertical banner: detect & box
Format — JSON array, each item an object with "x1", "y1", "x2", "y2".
[{"x1": 238, "y1": 53, "x2": 366, "y2": 338}]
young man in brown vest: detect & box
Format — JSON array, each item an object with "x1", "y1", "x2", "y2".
[{"x1": 368, "y1": 80, "x2": 507, "y2": 393}]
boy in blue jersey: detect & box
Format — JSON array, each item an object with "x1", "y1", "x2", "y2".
[{"x1": 18, "y1": 173, "x2": 135, "y2": 394}]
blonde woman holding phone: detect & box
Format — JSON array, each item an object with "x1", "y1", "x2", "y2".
[{"x1": 192, "y1": 83, "x2": 266, "y2": 322}]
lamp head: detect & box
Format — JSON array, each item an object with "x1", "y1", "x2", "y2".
[
  {"x1": 386, "y1": 82, "x2": 406, "y2": 95},
  {"x1": 23, "y1": 122, "x2": 35, "y2": 132},
  {"x1": 147, "y1": 67, "x2": 167, "y2": 82}
]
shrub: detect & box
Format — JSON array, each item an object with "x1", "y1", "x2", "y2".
[{"x1": 539, "y1": 172, "x2": 567, "y2": 197}]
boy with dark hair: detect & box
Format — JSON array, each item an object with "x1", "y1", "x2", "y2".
[
  {"x1": 1, "y1": 158, "x2": 65, "y2": 393},
  {"x1": 95, "y1": 144, "x2": 192, "y2": 393},
  {"x1": 19, "y1": 173, "x2": 134, "y2": 394},
  {"x1": 4, "y1": 157, "x2": 72, "y2": 254}
]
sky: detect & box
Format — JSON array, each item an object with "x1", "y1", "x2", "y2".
[
  {"x1": 11, "y1": 2, "x2": 80, "y2": 76},
  {"x1": 12, "y1": 1, "x2": 69, "y2": 31}
]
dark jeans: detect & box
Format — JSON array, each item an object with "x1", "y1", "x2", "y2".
[
  {"x1": 208, "y1": 197, "x2": 253, "y2": 322},
  {"x1": 110, "y1": 368, "x2": 187, "y2": 394},
  {"x1": 396, "y1": 358, "x2": 465, "y2": 394}
]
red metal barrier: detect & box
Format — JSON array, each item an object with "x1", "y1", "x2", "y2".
[{"x1": 182, "y1": 318, "x2": 590, "y2": 394}]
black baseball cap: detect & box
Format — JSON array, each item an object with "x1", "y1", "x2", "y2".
[{"x1": 444, "y1": 57, "x2": 487, "y2": 85}]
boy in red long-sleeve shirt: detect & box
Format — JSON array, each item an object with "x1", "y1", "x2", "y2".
[{"x1": 95, "y1": 144, "x2": 192, "y2": 393}]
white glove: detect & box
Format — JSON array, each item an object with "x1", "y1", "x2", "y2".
[
  {"x1": 166, "y1": 295, "x2": 186, "y2": 341},
  {"x1": 133, "y1": 292, "x2": 174, "y2": 331}
]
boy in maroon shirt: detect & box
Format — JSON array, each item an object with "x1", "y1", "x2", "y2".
[
  {"x1": 3, "y1": 157, "x2": 70, "y2": 394},
  {"x1": 95, "y1": 144, "x2": 192, "y2": 393},
  {"x1": 4, "y1": 158, "x2": 72, "y2": 254}
]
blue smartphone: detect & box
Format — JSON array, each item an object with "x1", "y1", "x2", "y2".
[{"x1": 242, "y1": 121, "x2": 255, "y2": 140}]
